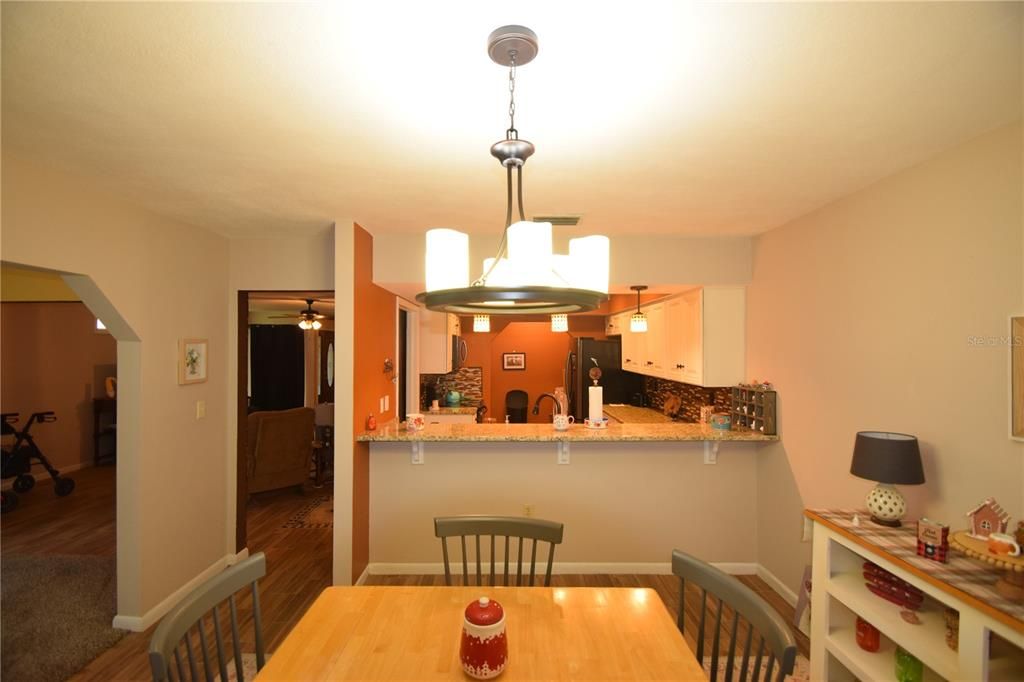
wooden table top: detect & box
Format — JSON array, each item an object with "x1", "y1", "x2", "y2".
[{"x1": 255, "y1": 585, "x2": 706, "y2": 681}]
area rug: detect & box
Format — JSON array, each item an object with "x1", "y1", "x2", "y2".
[
  {"x1": 2, "y1": 554, "x2": 127, "y2": 682},
  {"x1": 282, "y1": 495, "x2": 333, "y2": 529},
  {"x1": 703, "y1": 653, "x2": 809, "y2": 681}
]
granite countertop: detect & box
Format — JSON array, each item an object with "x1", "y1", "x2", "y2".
[
  {"x1": 423, "y1": 406, "x2": 478, "y2": 415},
  {"x1": 602, "y1": 404, "x2": 677, "y2": 424},
  {"x1": 356, "y1": 420, "x2": 778, "y2": 443}
]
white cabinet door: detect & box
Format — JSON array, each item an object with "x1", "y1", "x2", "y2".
[
  {"x1": 642, "y1": 303, "x2": 666, "y2": 376},
  {"x1": 419, "y1": 309, "x2": 452, "y2": 374},
  {"x1": 664, "y1": 296, "x2": 691, "y2": 382},
  {"x1": 701, "y1": 287, "x2": 745, "y2": 387},
  {"x1": 621, "y1": 319, "x2": 644, "y2": 374}
]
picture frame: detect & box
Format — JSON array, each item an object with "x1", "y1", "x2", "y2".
[
  {"x1": 502, "y1": 352, "x2": 526, "y2": 371},
  {"x1": 178, "y1": 338, "x2": 209, "y2": 385}
]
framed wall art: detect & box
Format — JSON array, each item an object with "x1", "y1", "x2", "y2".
[
  {"x1": 502, "y1": 352, "x2": 526, "y2": 371},
  {"x1": 178, "y1": 338, "x2": 208, "y2": 385}
]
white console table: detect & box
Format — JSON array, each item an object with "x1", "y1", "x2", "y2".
[{"x1": 806, "y1": 509, "x2": 1024, "y2": 681}]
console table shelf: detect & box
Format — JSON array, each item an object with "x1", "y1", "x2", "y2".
[{"x1": 806, "y1": 508, "x2": 1024, "y2": 682}]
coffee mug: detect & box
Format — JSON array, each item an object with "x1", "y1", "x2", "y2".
[
  {"x1": 553, "y1": 414, "x2": 575, "y2": 431},
  {"x1": 406, "y1": 413, "x2": 425, "y2": 432},
  {"x1": 988, "y1": 532, "x2": 1021, "y2": 557}
]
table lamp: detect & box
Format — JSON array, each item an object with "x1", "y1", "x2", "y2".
[{"x1": 850, "y1": 431, "x2": 924, "y2": 527}]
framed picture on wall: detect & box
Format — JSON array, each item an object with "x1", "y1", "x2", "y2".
[
  {"x1": 502, "y1": 352, "x2": 526, "y2": 371},
  {"x1": 178, "y1": 338, "x2": 209, "y2": 385}
]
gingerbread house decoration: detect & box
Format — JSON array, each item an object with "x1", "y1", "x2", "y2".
[{"x1": 966, "y1": 497, "x2": 1010, "y2": 539}]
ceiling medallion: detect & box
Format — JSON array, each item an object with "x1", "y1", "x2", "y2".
[{"x1": 416, "y1": 26, "x2": 610, "y2": 315}]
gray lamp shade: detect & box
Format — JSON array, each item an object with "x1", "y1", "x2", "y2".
[{"x1": 850, "y1": 431, "x2": 925, "y2": 485}]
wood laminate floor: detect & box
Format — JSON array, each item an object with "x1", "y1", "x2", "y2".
[{"x1": 2, "y1": 466, "x2": 807, "y2": 681}]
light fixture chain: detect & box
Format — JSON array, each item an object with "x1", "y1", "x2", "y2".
[{"x1": 507, "y1": 55, "x2": 517, "y2": 137}]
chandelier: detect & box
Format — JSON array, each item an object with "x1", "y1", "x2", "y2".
[{"x1": 416, "y1": 26, "x2": 610, "y2": 315}]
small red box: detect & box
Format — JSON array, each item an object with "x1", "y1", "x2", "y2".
[{"x1": 917, "y1": 518, "x2": 949, "y2": 563}]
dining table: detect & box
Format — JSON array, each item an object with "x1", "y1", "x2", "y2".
[{"x1": 254, "y1": 585, "x2": 707, "y2": 680}]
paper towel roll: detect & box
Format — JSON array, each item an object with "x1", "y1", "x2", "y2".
[{"x1": 589, "y1": 386, "x2": 603, "y2": 424}]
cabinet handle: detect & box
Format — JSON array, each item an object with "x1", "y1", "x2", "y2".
[
  {"x1": 645, "y1": 361, "x2": 654, "y2": 366},
  {"x1": 676, "y1": 364, "x2": 685, "y2": 369}
]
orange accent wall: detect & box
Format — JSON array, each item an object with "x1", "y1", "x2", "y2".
[
  {"x1": 352, "y1": 224, "x2": 396, "y2": 582},
  {"x1": 459, "y1": 317, "x2": 605, "y2": 422},
  {"x1": 0, "y1": 302, "x2": 116, "y2": 469}
]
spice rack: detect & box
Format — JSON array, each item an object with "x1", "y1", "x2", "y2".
[{"x1": 729, "y1": 385, "x2": 777, "y2": 435}]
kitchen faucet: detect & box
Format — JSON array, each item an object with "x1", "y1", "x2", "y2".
[{"x1": 531, "y1": 393, "x2": 562, "y2": 416}]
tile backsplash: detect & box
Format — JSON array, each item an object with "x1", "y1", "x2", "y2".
[
  {"x1": 420, "y1": 367, "x2": 484, "y2": 408},
  {"x1": 643, "y1": 376, "x2": 731, "y2": 422}
]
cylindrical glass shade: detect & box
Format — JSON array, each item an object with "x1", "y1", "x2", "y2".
[
  {"x1": 507, "y1": 221, "x2": 553, "y2": 284},
  {"x1": 425, "y1": 229, "x2": 469, "y2": 292},
  {"x1": 481, "y1": 257, "x2": 516, "y2": 287},
  {"x1": 473, "y1": 315, "x2": 490, "y2": 332},
  {"x1": 630, "y1": 312, "x2": 648, "y2": 333},
  {"x1": 551, "y1": 314, "x2": 568, "y2": 332},
  {"x1": 569, "y1": 235, "x2": 610, "y2": 293}
]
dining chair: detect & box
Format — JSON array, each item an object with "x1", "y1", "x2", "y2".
[
  {"x1": 149, "y1": 553, "x2": 267, "y2": 682},
  {"x1": 434, "y1": 515, "x2": 564, "y2": 587},
  {"x1": 672, "y1": 549, "x2": 797, "y2": 682}
]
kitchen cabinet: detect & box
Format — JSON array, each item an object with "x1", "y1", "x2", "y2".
[
  {"x1": 614, "y1": 287, "x2": 745, "y2": 388},
  {"x1": 419, "y1": 310, "x2": 460, "y2": 375}
]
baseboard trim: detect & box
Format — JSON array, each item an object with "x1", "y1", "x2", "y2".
[
  {"x1": 756, "y1": 564, "x2": 798, "y2": 606},
  {"x1": 354, "y1": 566, "x2": 370, "y2": 586},
  {"x1": 0, "y1": 461, "x2": 93, "y2": 491},
  {"x1": 366, "y1": 561, "x2": 759, "y2": 576},
  {"x1": 112, "y1": 552, "x2": 237, "y2": 632}
]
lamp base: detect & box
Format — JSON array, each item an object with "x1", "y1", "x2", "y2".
[
  {"x1": 869, "y1": 515, "x2": 902, "y2": 528},
  {"x1": 865, "y1": 483, "x2": 907, "y2": 527}
]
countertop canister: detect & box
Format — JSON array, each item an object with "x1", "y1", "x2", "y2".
[{"x1": 460, "y1": 597, "x2": 507, "y2": 679}]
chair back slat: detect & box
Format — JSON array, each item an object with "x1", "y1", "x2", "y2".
[
  {"x1": 149, "y1": 553, "x2": 266, "y2": 682},
  {"x1": 212, "y1": 604, "x2": 229, "y2": 682},
  {"x1": 696, "y1": 587, "x2": 707, "y2": 661},
  {"x1": 765, "y1": 654, "x2": 776, "y2": 682},
  {"x1": 725, "y1": 609, "x2": 739, "y2": 682},
  {"x1": 434, "y1": 516, "x2": 564, "y2": 587},
  {"x1": 739, "y1": 623, "x2": 754, "y2": 682},
  {"x1": 197, "y1": 617, "x2": 214, "y2": 681},
  {"x1": 671, "y1": 550, "x2": 796, "y2": 682},
  {"x1": 475, "y1": 535, "x2": 482, "y2": 586},
  {"x1": 710, "y1": 596, "x2": 723, "y2": 680}
]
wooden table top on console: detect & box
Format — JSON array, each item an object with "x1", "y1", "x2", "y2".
[
  {"x1": 255, "y1": 586, "x2": 705, "y2": 681},
  {"x1": 805, "y1": 508, "x2": 1024, "y2": 635}
]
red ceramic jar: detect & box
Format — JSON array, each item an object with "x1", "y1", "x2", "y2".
[{"x1": 460, "y1": 597, "x2": 508, "y2": 679}]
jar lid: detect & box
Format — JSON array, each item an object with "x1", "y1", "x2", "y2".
[{"x1": 465, "y1": 597, "x2": 504, "y2": 626}]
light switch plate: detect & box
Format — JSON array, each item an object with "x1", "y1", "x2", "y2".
[
  {"x1": 196, "y1": 400, "x2": 206, "y2": 419},
  {"x1": 384, "y1": 395, "x2": 390, "y2": 411}
]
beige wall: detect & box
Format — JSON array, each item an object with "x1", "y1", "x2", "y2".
[
  {"x1": 1, "y1": 302, "x2": 117, "y2": 470},
  {"x1": 1, "y1": 153, "x2": 231, "y2": 623},
  {"x1": 369, "y1": 441, "x2": 760, "y2": 567},
  {"x1": 747, "y1": 122, "x2": 1024, "y2": 594}
]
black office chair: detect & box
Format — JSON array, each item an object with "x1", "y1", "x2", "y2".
[{"x1": 505, "y1": 390, "x2": 528, "y2": 423}]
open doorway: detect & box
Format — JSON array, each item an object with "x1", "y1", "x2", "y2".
[
  {"x1": 235, "y1": 290, "x2": 335, "y2": 572},
  {"x1": 1, "y1": 262, "x2": 137, "y2": 680}
]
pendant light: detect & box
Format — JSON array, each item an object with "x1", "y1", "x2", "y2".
[
  {"x1": 416, "y1": 26, "x2": 610, "y2": 315},
  {"x1": 473, "y1": 315, "x2": 491, "y2": 332},
  {"x1": 550, "y1": 314, "x2": 568, "y2": 332},
  {"x1": 629, "y1": 285, "x2": 648, "y2": 333}
]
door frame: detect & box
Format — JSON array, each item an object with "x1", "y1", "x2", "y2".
[{"x1": 396, "y1": 299, "x2": 420, "y2": 418}]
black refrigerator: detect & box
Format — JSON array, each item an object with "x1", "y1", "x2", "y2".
[{"x1": 564, "y1": 338, "x2": 643, "y2": 422}]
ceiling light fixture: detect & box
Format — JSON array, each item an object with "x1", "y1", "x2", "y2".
[
  {"x1": 629, "y1": 285, "x2": 648, "y2": 333},
  {"x1": 416, "y1": 26, "x2": 610, "y2": 315},
  {"x1": 473, "y1": 314, "x2": 491, "y2": 332},
  {"x1": 296, "y1": 299, "x2": 324, "y2": 331},
  {"x1": 550, "y1": 314, "x2": 568, "y2": 332}
]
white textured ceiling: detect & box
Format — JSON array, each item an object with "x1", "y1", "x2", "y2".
[{"x1": 2, "y1": 2, "x2": 1020, "y2": 238}]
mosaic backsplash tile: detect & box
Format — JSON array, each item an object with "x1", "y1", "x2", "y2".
[
  {"x1": 643, "y1": 376, "x2": 731, "y2": 423},
  {"x1": 420, "y1": 367, "x2": 484, "y2": 408}
]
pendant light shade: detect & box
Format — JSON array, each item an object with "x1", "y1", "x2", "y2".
[
  {"x1": 473, "y1": 315, "x2": 491, "y2": 332},
  {"x1": 415, "y1": 26, "x2": 609, "y2": 316},
  {"x1": 629, "y1": 285, "x2": 648, "y2": 333},
  {"x1": 550, "y1": 314, "x2": 568, "y2": 332}
]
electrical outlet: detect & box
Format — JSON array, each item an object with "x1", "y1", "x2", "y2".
[
  {"x1": 384, "y1": 395, "x2": 390, "y2": 411},
  {"x1": 195, "y1": 400, "x2": 206, "y2": 419},
  {"x1": 523, "y1": 504, "x2": 534, "y2": 517}
]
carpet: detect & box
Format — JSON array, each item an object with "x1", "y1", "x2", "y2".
[
  {"x1": 282, "y1": 495, "x2": 333, "y2": 529},
  {"x1": 2, "y1": 554, "x2": 127, "y2": 682}
]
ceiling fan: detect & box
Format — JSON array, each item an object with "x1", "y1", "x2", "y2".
[{"x1": 269, "y1": 299, "x2": 327, "y2": 330}]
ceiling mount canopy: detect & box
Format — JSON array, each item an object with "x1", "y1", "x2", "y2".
[{"x1": 416, "y1": 25, "x2": 610, "y2": 316}]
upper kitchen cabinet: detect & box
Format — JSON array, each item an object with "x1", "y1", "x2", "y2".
[
  {"x1": 420, "y1": 310, "x2": 461, "y2": 374},
  {"x1": 619, "y1": 287, "x2": 745, "y2": 387},
  {"x1": 605, "y1": 311, "x2": 629, "y2": 336}
]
